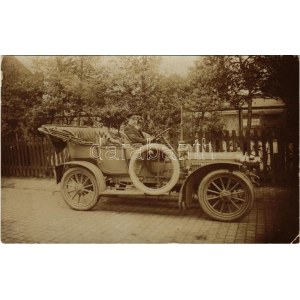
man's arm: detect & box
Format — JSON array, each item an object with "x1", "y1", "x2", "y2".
[{"x1": 124, "y1": 126, "x2": 147, "y2": 144}]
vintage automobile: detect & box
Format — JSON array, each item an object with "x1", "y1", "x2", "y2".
[{"x1": 38, "y1": 125, "x2": 255, "y2": 222}]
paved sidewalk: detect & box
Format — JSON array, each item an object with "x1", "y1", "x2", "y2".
[{"x1": 1, "y1": 177, "x2": 299, "y2": 243}]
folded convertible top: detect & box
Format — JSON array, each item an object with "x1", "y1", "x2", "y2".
[{"x1": 38, "y1": 125, "x2": 122, "y2": 153}]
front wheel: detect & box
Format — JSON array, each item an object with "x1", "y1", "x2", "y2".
[
  {"x1": 198, "y1": 170, "x2": 254, "y2": 222},
  {"x1": 61, "y1": 167, "x2": 99, "y2": 210}
]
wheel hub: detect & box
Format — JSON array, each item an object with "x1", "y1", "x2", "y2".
[
  {"x1": 75, "y1": 183, "x2": 84, "y2": 194},
  {"x1": 220, "y1": 190, "x2": 232, "y2": 202}
]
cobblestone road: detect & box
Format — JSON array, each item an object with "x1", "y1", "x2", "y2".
[{"x1": 1, "y1": 177, "x2": 298, "y2": 243}]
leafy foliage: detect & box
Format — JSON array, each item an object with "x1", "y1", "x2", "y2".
[
  {"x1": 105, "y1": 56, "x2": 162, "y2": 132},
  {"x1": 1, "y1": 57, "x2": 44, "y2": 139},
  {"x1": 30, "y1": 56, "x2": 108, "y2": 125},
  {"x1": 259, "y1": 55, "x2": 299, "y2": 132},
  {"x1": 187, "y1": 56, "x2": 283, "y2": 131},
  {"x1": 1, "y1": 55, "x2": 298, "y2": 142},
  {"x1": 185, "y1": 57, "x2": 227, "y2": 137}
]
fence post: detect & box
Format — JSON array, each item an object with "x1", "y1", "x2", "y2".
[
  {"x1": 9, "y1": 138, "x2": 16, "y2": 176},
  {"x1": 41, "y1": 138, "x2": 47, "y2": 177},
  {"x1": 232, "y1": 130, "x2": 237, "y2": 151},
  {"x1": 224, "y1": 130, "x2": 230, "y2": 152},
  {"x1": 261, "y1": 129, "x2": 268, "y2": 182},
  {"x1": 276, "y1": 128, "x2": 285, "y2": 184},
  {"x1": 28, "y1": 138, "x2": 34, "y2": 177},
  {"x1": 245, "y1": 129, "x2": 251, "y2": 155},
  {"x1": 267, "y1": 129, "x2": 275, "y2": 184},
  {"x1": 240, "y1": 130, "x2": 245, "y2": 154},
  {"x1": 15, "y1": 133, "x2": 22, "y2": 176},
  {"x1": 253, "y1": 129, "x2": 259, "y2": 156}
]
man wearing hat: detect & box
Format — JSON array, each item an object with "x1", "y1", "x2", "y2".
[{"x1": 124, "y1": 113, "x2": 149, "y2": 145}]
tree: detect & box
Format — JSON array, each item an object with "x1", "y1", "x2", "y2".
[
  {"x1": 223, "y1": 56, "x2": 269, "y2": 131},
  {"x1": 31, "y1": 56, "x2": 108, "y2": 127},
  {"x1": 259, "y1": 55, "x2": 299, "y2": 185},
  {"x1": 1, "y1": 56, "x2": 44, "y2": 139},
  {"x1": 188, "y1": 56, "x2": 273, "y2": 133},
  {"x1": 151, "y1": 74, "x2": 187, "y2": 139},
  {"x1": 104, "y1": 56, "x2": 162, "y2": 133},
  {"x1": 96, "y1": 105, "x2": 129, "y2": 131},
  {"x1": 259, "y1": 55, "x2": 299, "y2": 131},
  {"x1": 185, "y1": 56, "x2": 227, "y2": 137}
]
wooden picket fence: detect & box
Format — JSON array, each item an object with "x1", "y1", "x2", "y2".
[
  {"x1": 176, "y1": 127, "x2": 296, "y2": 184},
  {"x1": 1, "y1": 136, "x2": 69, "y2": 178},
  {"x1": 1, "y1": 128, "x2": 296, "y2": 184},
  {"x1": 195, "y1": 128, "x2": 298, "y2": 184}
]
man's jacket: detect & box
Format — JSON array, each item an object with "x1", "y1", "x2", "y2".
[{"x1": 124, "y1": 124, "x2": 147, "y2": 144}]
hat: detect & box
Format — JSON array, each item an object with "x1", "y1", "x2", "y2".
[{"x1": 127, "y1": 113, "x2": 143, "y2": 119}]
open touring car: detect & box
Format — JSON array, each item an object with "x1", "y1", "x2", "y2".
[{"x1": 39, "y1": 125, "x2": 255, "y2": 222}]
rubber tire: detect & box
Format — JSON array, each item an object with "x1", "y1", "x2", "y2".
[
  {"x1": 61, "y1": 167, "x2": 99, "y2": 211},
  {"x1": 129, "y1": 143, "x2": 180, "y2": 195},
  {"x1": 198, "y1": 169, "x2": 254, "y2": 222}
]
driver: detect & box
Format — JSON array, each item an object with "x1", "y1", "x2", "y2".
[{"x1": 124, "y1": 113, "x2": 150, "y2": 145}]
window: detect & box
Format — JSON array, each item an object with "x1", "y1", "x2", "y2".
[{"x1": 243, "y1": 118, "x2": 260, "y2": 127}]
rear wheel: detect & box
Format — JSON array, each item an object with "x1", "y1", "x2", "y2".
[
  {"x1": 61, "y1": 167, "x2": 99, "y2": 210},
  {"x1": 198, "y1": 170, "x2": 254, "y2": 222}
]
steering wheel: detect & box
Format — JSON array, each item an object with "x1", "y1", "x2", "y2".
[
  {"x1": 150, "y1": 127, "x2": 178, "y2": 157},
  {"x1": 150, "y1": 128, "x2": 172, "y2": 143}
]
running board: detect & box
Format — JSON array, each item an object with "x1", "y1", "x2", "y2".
[{"x1": 99, "y1": 188, "x2": 178, "y2": 198}]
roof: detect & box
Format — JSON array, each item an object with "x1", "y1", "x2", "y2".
[
  {"x1": 1, "y1": 56, "x2": 32, "y2": 75},
  {"x1": 242, "y1": 97, "x2": 285, "y2": 108}
]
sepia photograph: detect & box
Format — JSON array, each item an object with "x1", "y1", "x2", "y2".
[
  {"x1": 1, "y1": 55, "x2": 299, "y2": 244},
  {"x1": 1, "y1": 1, "x2": 300, "y2": 299}
]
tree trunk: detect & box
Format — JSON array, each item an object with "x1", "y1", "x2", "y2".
[
  {"x1": 238, "y1": 107, "x2": 243, "y2": 135},
  {"x1": 247, "y1": 95, "x2": 253, "y2": 131},
  {"x1": 180, "y1": 104, "x2": 183, "y2": 140},
  {"x1": 77, "y1": 57, "x2": 84, "y2": 126},
  {"x1": 198, "y1": 111, "x2": 206, "y2": 141},
  {"x1": 77, "y1": 113, "x2": 81, "y2": 126},
  {"x1": 50, "y1": 113, "x2": 55, "y2": 124},
  {"x1": 244, "y1": 96, "x2": 253, "y2": 155}
]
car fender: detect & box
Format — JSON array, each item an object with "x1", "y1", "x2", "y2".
[
  {"x1": 55, "y1": 161, "x2": 106, "y2": 193},
  {"x1": 178, "y1": 162, "x2": 243, "y2": 209}
]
